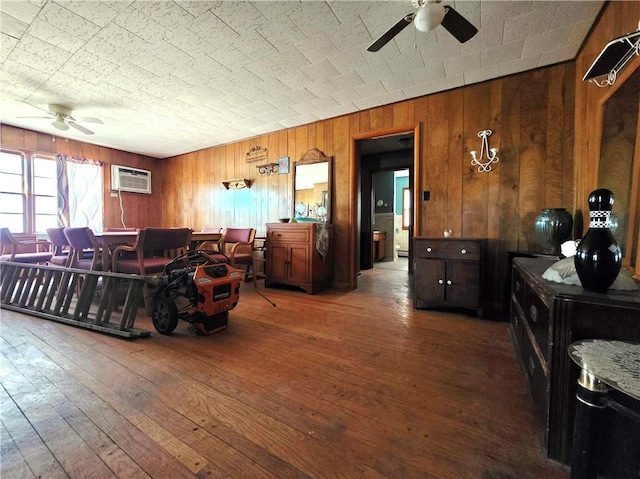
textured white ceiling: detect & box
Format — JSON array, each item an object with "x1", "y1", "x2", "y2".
[{"x1": 0, "y1": 0, "x2": 603, "y2": 159}]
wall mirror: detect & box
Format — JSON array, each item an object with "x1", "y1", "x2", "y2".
[
  {"x1": 597, "y1": 65, "x2": 639, "y2": 273},
  {"x1": 293, "y1": 148, "x2": 332, "y2": 222}
]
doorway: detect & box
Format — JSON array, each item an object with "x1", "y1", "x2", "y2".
[{"x1": 357, "y1": 133, "x2": 414, "y2": 273}]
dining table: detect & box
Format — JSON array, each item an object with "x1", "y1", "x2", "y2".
[{"x1": 95, "y1": 230, "x2": 222, "y2": 271}]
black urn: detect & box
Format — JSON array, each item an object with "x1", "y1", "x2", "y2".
[
  {"x1": 574, "y1": 188, "x2": 622, "y2": 293},
  {"x1": 535, "y1": 208, "x2": 573, "y2": 255}
]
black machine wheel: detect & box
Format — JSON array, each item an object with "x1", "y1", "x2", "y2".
[{"x1": 152, "y1": 295, "x2": 179, "y2": 335}]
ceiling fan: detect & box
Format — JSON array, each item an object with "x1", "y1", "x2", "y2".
[
  {"x1": 17, "y1": 104, "x2": 103, "y2": 135},
  {"x1": 367, "y1": 0, "x2": 478, "y2": 52}
]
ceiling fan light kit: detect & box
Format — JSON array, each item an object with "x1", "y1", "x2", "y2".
[
  {"x1": 367, "y1": 0, "x2": 477, "y2": 52},
  {"x1": 16, "y1": 103, "x2": 101, "y2": 135},
  {"x1": 414, "y1": 3, "x2": 445, "y2": 32},
  {"x1": 52, "y1": 116, "x2": 69, "y2": 131}
]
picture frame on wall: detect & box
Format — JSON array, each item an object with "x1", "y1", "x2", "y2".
[{"x1": 278, "y1": 156, "x2": 290, "y2": 175}]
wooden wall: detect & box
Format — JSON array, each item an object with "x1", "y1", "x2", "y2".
[
  {"x1": 0, "y1": 125, "x2": 162, "y2": 229},
  {"x1": 573, "y1": 0, "x2": 640, "y2": 275},
  {"x1": 160, "y1": 62, "x2": 576, "y2": 311}
]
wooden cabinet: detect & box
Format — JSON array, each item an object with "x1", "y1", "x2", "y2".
[
  {"x1": 373, "y1": 231, "x2": 386, "y2": 261},
  {"x1": 265, "y1": 223, "x2": 332, "y2": 294},
  {"x1": 413, "y1": 238, "x2": 485, "y2": 315},
  {"x1": 510, "y1": 257, "x2": 640, "y2": 464}
]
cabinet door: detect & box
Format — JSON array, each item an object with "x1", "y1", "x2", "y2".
[
  {"x1": 268, "y1": 244, "x2": 289, "y2": 281},
  {"x1": 414, "y1": 258, "x2": 445, "y2": 303},
  {"x1": 288, "y1": 243, "x2": 310, "y2": 283},
  {"x1": 446, "y1": 261, "x2": 480, "y2": 308}
]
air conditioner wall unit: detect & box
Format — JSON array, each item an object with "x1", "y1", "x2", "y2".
[{"x1": 111, "y1": 165, "x2": 152, "y2": 194}]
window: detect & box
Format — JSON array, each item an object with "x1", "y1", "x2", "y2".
[
  {"x1": 0, "y1": 151, "x2": 25, "y2": 232},
  {"x1": 0, "y1": 149, "x2": 103, "y2": 234},
  {"x1": 33, "y1": 156, "x2": 59, "y2": 232},
  {"x1": 0, "y1": 150, "x2": 59, "y2": 234}
]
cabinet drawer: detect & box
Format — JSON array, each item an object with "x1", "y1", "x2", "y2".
[
  {"x1": 510, "y1": 304, "x2": 524, "y2": 348},
  {"x1": 414, "y1": 239, "x2": 481, "y2": 261},
  {"x1": 512, "y1": 266, "x2": 526, "y2": 307},
  {"x1": 268, "y1": 228, "x2": 310, "y2": 243},
  {"x1": 520, "y1": 328, "x2": 549, "y2": 443},
  {"x1": 522, "y1": 287, "x2": 551, "y2": 363}
]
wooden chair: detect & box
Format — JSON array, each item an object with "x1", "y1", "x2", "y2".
[
  {"x1": 46, "y1": 227, "x2": 71, "y2": 266},
  {"x1": 63, "y1": 227, "x2": 103, "y2": 271},
  {"x1": 0, "y1": 227, "x2": 53, "y2": 264},
  {"x1": 219, "y1": 227, "x2": 256, "y2": 281},
  {"x1": 111, "y1": 227, "x2": 192, "y2": 314},
  {"x1": 111, "y1": 227, "x2": 192, "y2": 276}
]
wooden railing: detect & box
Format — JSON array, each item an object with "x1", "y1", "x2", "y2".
[{"x1": 0, "y1": 261, "x2": 151, "y2": 338}]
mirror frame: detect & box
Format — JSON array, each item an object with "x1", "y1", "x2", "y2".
[
  {"x1": 293, "y1": 148, "x2": 333, "y2": 223},
  {"x1": 596, "y1": 63, "x2": 640, "y2": 276}
]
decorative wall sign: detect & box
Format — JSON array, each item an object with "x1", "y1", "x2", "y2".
[
  {"x1": 245, "y1": 145, "x2": 268, "y2": 163},
  {"x1": 278, "y1": 156, "x2": 290, "y2": 174}
]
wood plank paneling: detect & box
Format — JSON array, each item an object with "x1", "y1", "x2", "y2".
[
  {"x1": 423, "y1": 92, "x2": 449, "y2": 234},
  {"x1": 462, "y1": 82, "x2": 493, "y2": 239},
  {"x1": 332, "y1": 115, "x2": 351, "y2": 289},
  {"x1": 158, "y1": 62, "x2": 577, "y2": 311},
  {"x1": 519, "y1": 69, "x2": 550, "y2": 252}
]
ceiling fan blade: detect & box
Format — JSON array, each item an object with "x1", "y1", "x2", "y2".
[
  {"x1": 367, "y1": 13, "x2": 415, "y2": 52},
  {"x1": 441, "y1": 6, "x2": 478, "y2": 43},
  {"x1": 68, "y1": 122, "x2": 95, "y2": 135},
  {"x1": 16, "y1": 116, "x2": 53, "y2": 119},
  {"x1": 75, "y1": 117, "x2": 103, "y2": 124}
]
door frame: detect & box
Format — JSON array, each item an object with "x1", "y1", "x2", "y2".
[{"x1": 349, "y1": 124, "x2": 421, "y2": 289}]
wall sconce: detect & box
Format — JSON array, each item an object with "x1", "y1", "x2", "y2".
[
  {"x1": 470, "y1": 129, "x2": 499, "y2": 172},
  {"x1": 256, "y1": 163, "x2": 279, "y2": 175},
  {"x1": 222, "y1": 178, "x2": 251, "y2": 190}
]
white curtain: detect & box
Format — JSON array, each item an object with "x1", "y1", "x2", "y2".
[{"x1": 67, "y1": 161, "x2": 103, "y2": 232}]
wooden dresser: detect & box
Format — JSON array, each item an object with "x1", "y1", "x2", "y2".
[
  {"x1": 265, "y1": 222, "x2": 332, "y2": 294},
  {"x1": 510, "y1": 257, "x2": 640, "y2": 464},
  {"x1": 413, "y1": 237, "x2": 486, "y2": 316}
]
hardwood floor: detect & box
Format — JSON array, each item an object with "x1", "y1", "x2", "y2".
[{"x1": 0, "y1": 268, "x2": 569, "y2": 479}]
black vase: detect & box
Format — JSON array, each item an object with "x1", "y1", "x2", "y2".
[
  {"x1": 535, "y1": 208, "x2": 573, "y2": 255},
  {"x1": 574, "y1": 189, "x2": 622, "y2": 293}
]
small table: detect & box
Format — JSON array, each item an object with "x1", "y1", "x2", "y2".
[{"x1": 568, "y1": 340, "x2": 640, "y2": 479}]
